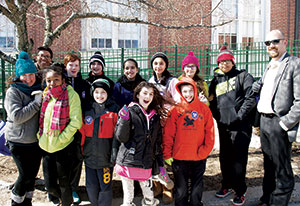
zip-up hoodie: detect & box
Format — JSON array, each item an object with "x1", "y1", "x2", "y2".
[
  {"x1": 163, "y1": 77, "x2": 215, "y2": 161},
  {"x1": 209, "y1": 66, "x2": 256, "y2": 127}
]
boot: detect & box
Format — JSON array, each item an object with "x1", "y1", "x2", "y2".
[
  {"x1": 162, "y1": 185, "x2": 173, "y2": 204},
  {"x1": 153, "y1": 181, "x2": 162, "y2": 197}
]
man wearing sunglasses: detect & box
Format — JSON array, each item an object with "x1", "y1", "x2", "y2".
[{"x1": 252, "y1": 29, "x2": 300, "y2": 206}]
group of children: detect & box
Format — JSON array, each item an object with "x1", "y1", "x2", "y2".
[{"x1": 5, "y1": 49, "x2": 216, "y2": 206}]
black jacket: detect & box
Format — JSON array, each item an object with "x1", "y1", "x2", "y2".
[
  {"x1": 81, "y1": 98, "x2": 120, "y2": 169},
  {"x1": 209, "y1": 66, "x2": 256, "y2": 131},
  {"x1": 115, "y1": 103, "x2": 163, "y2": 174}
]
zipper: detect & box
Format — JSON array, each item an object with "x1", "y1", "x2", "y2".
[{"x1": 100, "y1": 119, "x2": 103, "y2": 133}]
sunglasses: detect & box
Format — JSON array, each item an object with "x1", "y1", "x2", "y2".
[{"x1": 264, "y1": 39, "x2": 282, "y2": 46}]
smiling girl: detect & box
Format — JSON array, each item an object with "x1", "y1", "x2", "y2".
[
  {"x1": 113, "y1": 58, "x2": 145, "y2": 108},
  {"x1": 114, "y1": 81, "x2": 168, "y2": 206},
  {"x1": 5, "y1": 51, "x2": 43, "y2": 206},
  {"x1": 38, "y1": 65, "x2": 82, "y2": 206}
]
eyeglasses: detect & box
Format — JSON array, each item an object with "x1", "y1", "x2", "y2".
[
  {"x1": 38, "y1": 54, "x2": 51, "y2": 59},
  {"x1": 264, "y1": 39, "x2": 283, "y2": 46},
  {"x1": 184, "y1": 65, "x2": 197, "y2": 69},
  {"x1": 219, "y1": 60, "x2": 232, "y2": 64}
]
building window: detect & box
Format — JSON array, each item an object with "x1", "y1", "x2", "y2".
[
  {"x1": 91, "y1": 38, "x2": 112, "y2": 48},
  {"x1": 218, "y1": 33, "x2": 237, "y2": 50},
  {"x1": 0, "y1": 36, "x2": 14, "y2": 48},
  {"x1": 118, "y1": 39, "x2": 138, "y2": 48},
  {"x1": 242, "y1": 37, "x2": 254, "y2": 49}
]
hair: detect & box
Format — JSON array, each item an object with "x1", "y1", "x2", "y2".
[
  {"x1": 64, "y1": 53, "x2": 81, "y2": 66},
  {"x1": 178, "y1": 82, "x2": 193, "y2": 92},
  {"x1": 153, "y1": 69, "x2": 173, "y2": 86},
  {"x1": 42, "y1": 64, "x2": 67, "y2": 86},
  {"x1": 182, "y1": 71, "x2": 208, "y2": 99},
  {"x1": 37, "y1": 46, "x2": 53, "y2": 59},
  {"x1": 133, "y1": 81, "x2": 171, "y2": 119},
  {"x1": 123, "y1": 58, "x2": 138, "y2": 70}
]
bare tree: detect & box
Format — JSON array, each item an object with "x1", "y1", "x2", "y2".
[{"x1": 0, "y1": 0, "x2": 232, "y2": 64}]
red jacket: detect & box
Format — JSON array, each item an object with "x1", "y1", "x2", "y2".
[{"x1": 162, "y1": 77, "x2": 215, "y2": 161}]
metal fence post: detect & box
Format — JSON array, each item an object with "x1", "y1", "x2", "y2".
[
  {"x1": 1, "y1": 59, "x2": 6, "y2": 120},
  {"x1": 246, "y1": 45, "x2": 249, "y2": 72},
  {"x1": 206, "y1": 48, "x2": 210, "y2": 81}
]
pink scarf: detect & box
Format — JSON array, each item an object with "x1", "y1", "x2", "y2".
[{"x1": 39, "y1": 83, "x2": 69, "y2": 136}]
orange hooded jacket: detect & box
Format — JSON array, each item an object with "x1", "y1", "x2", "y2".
[{"x1": 162, "y1": 77, "x2": 215, "y2": 161}]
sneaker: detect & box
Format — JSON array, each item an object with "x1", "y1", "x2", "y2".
[
  {"x1": 232, "y1": 194, "x2": 246, "y2": 206},
  {"x1": 72, "y1": 191, "x2": 80, "y2": 204},
  {"x1": 215, "y1": 188, "x2": 233, "y2": 198}
]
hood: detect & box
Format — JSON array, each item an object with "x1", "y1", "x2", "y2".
[{"x1": 175, "y1": 77, "x2": 198, "y2": 104}]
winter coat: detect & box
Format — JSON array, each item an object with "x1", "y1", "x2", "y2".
[
  {"x1": 148, "y1": 76, "x2": 180, "y2": 103},
  {"x1": 209, "y1": 66, "x2": 256, "y2": 131},
  {"x1": 38, "y1": 85, "x2": 82, "y2": 153},
  {"x1": 115, "y1": 103, "x2": 163, "y2": 171},
  {"x1": 112, "y1": 74, "x2": 145, "y2": 108},
  {"x1": 66, "y1": 72, "x2": 90, "y2": 111},
  {"x1": 86, "y1": 71, "x2": 115, "y2": 94},
  {"x1": 5, "y1": 87, "x2": 41, "y2": 144},
  {"x1": 80, "y1": 98, "x2": 119, "y2": 169},
  {"x1": 163, "y1": 77, "x2": 215, "y2": 161}
]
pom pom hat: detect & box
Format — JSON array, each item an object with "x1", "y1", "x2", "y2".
[
  {"x1": 181, "y1": 51, "x2": 199, "y2": 70},
  {"x1": 216, "y1": 45, "x2": 235, "y2": 65},
  {"x1": 16, "y1": 51, "x2": 37, "y2": 78},
  {"x1": 89, "y1": 51, "x2": 106, "y2": 70},
  {"x1": 150, "y1": 52, "x2": 169, "y2": 70},
  {"x1": 90, "y1": 78, "x2": 111, "y2": 96}
]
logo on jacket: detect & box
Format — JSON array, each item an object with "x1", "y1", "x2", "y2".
[
  {"x1": 85, "y1": 116, "x2": 93, "y2": 125},
  {"x1": 191, "y1": 111, "x2": 198, "y2": 119},
  {"x1": 183, "y1": 115, "x2": 194, "y2": 127}
]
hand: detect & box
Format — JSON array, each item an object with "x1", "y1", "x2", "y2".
[
  {"x1": 198, "y1": 92, "x2": 208, "y2": 104},
  {"x1": 31, "y1": 90, "x2": 43, "y2": 105},
  {"x1": 119, "y1": 105, "x2": 129, "y2": 120},
  {"x1": 164, "y1": 157, "x2": 174, "y2": 166},
  {"x1": 252, "y1": 80, "x2": 262, "y2": 93}
]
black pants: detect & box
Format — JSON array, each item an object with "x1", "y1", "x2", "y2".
[
  {"x1": 172, "y1": 159, "x2": 206, "y2": 206},
  {"x1": 70, "y1": 132, "x2": 83, "y2": 193},
  {"x1": 260, "y1": 115, "x2": 294, "y2": 206},
  {"x1": 218, "y1": 123, "x2": 251, "y2": 196},
  {"x1": 8, "y1": 141, "x2": 42, "y2": 203},
  {"x1": 42, "y1": 141, "x2": 75, "y2": 206}
]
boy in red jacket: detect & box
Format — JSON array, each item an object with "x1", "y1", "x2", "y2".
[{"x1": 162, "y1": 77, "x2": 215, "y2": 206}]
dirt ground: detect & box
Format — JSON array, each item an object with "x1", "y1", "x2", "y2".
[{"x1": 0, "y1": 144, "x2": 300, "y2": 205}]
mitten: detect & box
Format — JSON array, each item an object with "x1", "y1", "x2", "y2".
[
  {"x1": 164, "y1": 157, "x2": 174, "y2": 166},
  {"x1": 31, "y1": 91, "x2": 43, "y2": 105},
  {"x1": 119, "y1": 105, "x2": 130, "y2": 120}
]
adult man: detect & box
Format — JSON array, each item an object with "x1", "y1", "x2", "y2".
[
  {"x1": 253, "y1": 29, "x2": 300, "y2": 206},
  {"x1": 209, "y1": 45, "x2": 256, "y2": 206},
  {"x1": 35, "y1": 46, "x2": 53, "y2": 70}
]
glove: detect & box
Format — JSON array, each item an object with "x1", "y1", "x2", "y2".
[
  {"x1": 119, "y1": 105, "x2": 130, "y2": 120},
  {"x1": 198, "y1": 92, "x2": 208, "y2": 104},
  {"x1": 164, "y1": 157, "x2": 174, "y2": 166},
  {"x1": 31, "y1": 91, "x2": 43, "y2": 105}
]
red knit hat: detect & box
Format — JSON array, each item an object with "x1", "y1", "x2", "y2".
[
  {"x1": 181, "y1": 51, "x2": 199, "y2": 70},
  {"x1": 216, "y1": 45, "x2": 235, "y2": 65}
]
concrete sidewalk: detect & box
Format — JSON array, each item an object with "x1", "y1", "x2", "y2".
[{"x1": 29, "y1": 182, "x2": 300, "y2": 205}]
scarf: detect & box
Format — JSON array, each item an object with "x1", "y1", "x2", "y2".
[
  {"x1": 39, "y1": 83, "x2": 69, "y2": 136},
  {"x1": 118, "y1": 73, "x2": 145, "y2": 91},
  {"x1": 11, "y1": 82, "x2": 42, "y2": 96}
]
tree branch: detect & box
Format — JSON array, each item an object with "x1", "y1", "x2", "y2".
[
  {"x1": 202, "y1": 0, "x2": 223, "y2": 19},
  {"x1": 0, "y1": 50, "x2": 16, "y2": 65}
]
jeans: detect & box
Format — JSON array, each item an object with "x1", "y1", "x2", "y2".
[
  {"x1": 8, "y1": 141, "x2": 42, "y2": 203},
  {"x1": 42, "y1": 141, "x2": 75, "y2": 206},
  {"x1": 172, "y1": 159, "x2": 206, "y2": 206},
  {"x1": 85, "y1": 166, "x2": 113, "y2": 206}
]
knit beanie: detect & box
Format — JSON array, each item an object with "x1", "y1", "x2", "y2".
[
  {"x1": 90, "y1": 78, "x2": 111, "y2": 96},
  {"x1": 16, "y1": 51, "x2": 37, "y2": 78},
  {"x1": 181, "y1": 51, "x2": 199, "y2": 70},
  {"x1": 89, "y1": 51, "x2": 106, "y2": 70},
  {"x1": 216, "y1": 45, "x2": 235, "y2": 65},
  {"x1": 150, "y1": 52, "x2": 169, "y2": 70}
]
